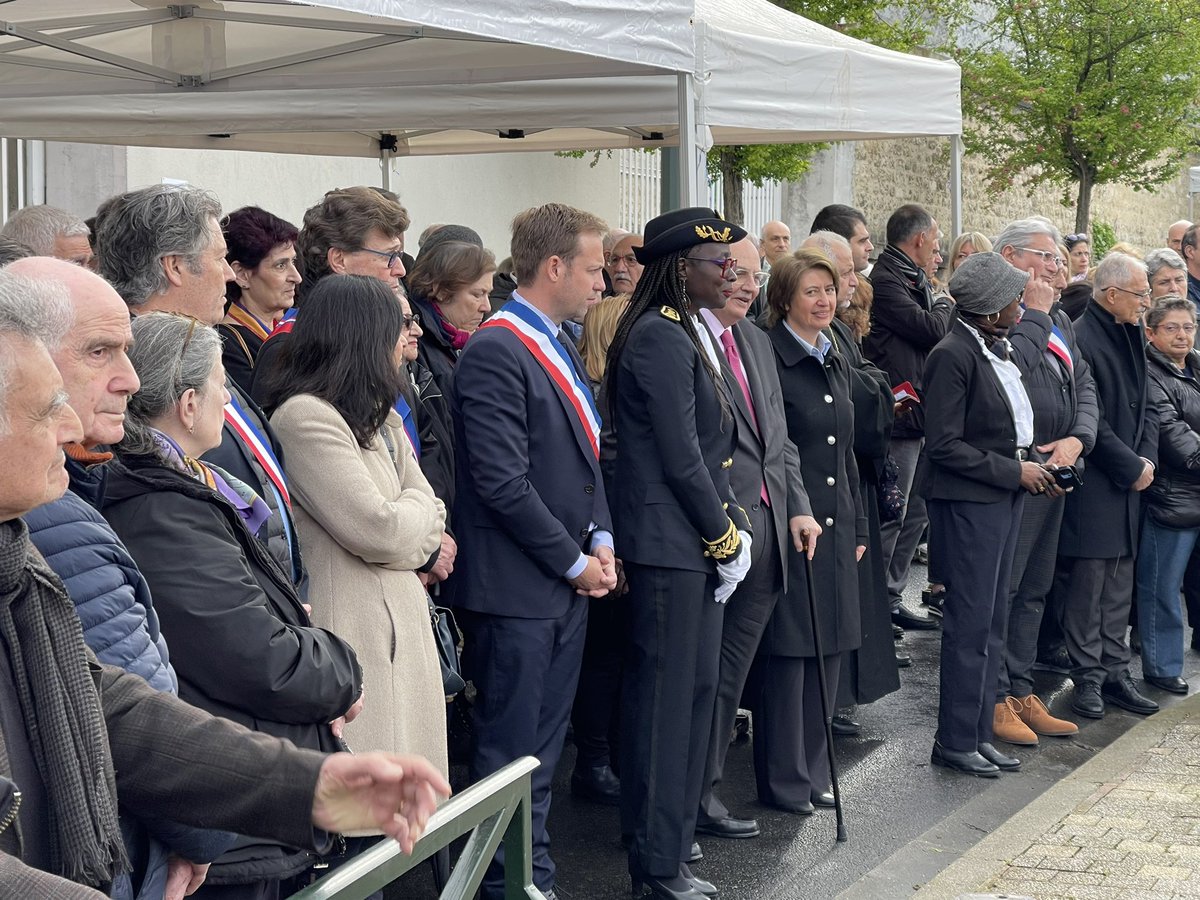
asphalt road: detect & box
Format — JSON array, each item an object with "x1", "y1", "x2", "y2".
[{"x1": 385, "y1": 563, "x2": 1199, "y2": 899}]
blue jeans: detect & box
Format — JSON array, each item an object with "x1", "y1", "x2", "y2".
[{"x1": 1135, "y1": 517, "x2": 1200, "y2": 678}]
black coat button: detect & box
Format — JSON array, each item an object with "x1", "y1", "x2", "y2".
[{"x1": 585, "y1": 483, "x2": 595, "y2": 494}]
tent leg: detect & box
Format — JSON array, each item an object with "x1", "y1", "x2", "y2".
[
  {"x1": 949, "y1": 134, "x2": 963, "y2": 239},
  {"x1": 381, "y1": 148, "x2": 392, "y2": 192},
  {"x1": 676, "y1": 72, "x2": 699, "y2": 209}
]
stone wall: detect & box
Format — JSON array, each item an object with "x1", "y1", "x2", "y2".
[{"x1": 850, "y1": 136, "x2": 1194, "y2": 251}]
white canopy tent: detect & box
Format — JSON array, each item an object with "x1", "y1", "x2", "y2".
[{"x1": 0, "y1": 0, "x2": 962, "y2": 224}]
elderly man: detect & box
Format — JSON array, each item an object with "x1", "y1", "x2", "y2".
[
  {"x1": 695, "y1": 235, "x2": 819, "y2": 841},
  {"x1": 760, "y1": 220, "x2": 792, "y2": 268},
  {"x1": 862, "y1": 204, "x2": 953, "y2": 632},
  {"x1": 1056, "y1": 253, "x2": 1159, "y2": 719},
  {"x1": 0, "y1": 205, "x2": 94, "y2": 268},
  {"x1": 0, "y1": 269, "x2": 450, "y2": 898},
  {"x1": 1147, "y1": 248, "x2": 1190, "y2": 300},
  {"x1": 93, "y1": 185, "x2": 303, "y2": 592},
  {"x1": 606, "y1": 232, "x2": 644, "y2": 295},
  {"x1": 1168, "y1": 220, "x2": 1192, "y2": 254},
  {"x1": 1179, "y1": 224, "x2": 1200, "y2": 310},
  {"x1": 986, "y1": 219, "x2": 1098, "y2": 745}
]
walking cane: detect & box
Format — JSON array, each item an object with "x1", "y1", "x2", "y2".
[{"x1": 803, "y1": 552, "x2": 848, "y2": 843}]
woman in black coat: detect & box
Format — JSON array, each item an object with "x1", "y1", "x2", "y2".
[
  {"x1": 102, "y1": 314, "x2": 363, "y2": 899},
  {"x1": 918, "y1": 252, "x2": 1055, "y2": 778},
  {"x1": 1136, "y1": 295, "x2": 1200, "y2": 693},
  {"x1": 751, "y1": 248, "x2": 865, "y2": 815}
]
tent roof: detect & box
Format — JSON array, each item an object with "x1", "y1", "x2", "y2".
[{"x1": 0, "y1": 0, "x2": 959, "y2": 156}]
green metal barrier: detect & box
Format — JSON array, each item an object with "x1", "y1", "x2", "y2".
[{"x1": 288, "y1": 755, "x2": 545, "y2": 900}]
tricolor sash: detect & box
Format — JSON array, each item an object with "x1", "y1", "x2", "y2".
[
  {"x1": 267, "y1": 307, "x2": 298, "y2": 339},
  {"x1": 1047, "y1": 324, "x2": 1074, "y2": 374},
  {"x1": 479, "y1": 300, "x2": 601, "y2": 458},
  {"x1": 224, "y1": 393, "x2": 291, "y2": 508},
  {"x1": 224, "y1": 303, "x2": 274, "y2": 343}
]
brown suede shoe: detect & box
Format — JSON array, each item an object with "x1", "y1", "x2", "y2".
[
  {"x1": 993, "y1": 697, "x2": 1038, "y2": 746},
  {"x1": 1016, "y1": 694, "x2": 1078, "y2": 737}
]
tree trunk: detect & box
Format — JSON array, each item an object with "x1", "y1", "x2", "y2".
[
  {"x1": 718, "y1": 149, "x2": 745, "y2": 226},
  {"x1": 1075, "y1": 169, "x2": 1093, "y2": 234}
]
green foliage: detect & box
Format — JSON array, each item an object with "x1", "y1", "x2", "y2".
[
  {"x1": 706, "y1": 144, "x2": 824, "y2": 188},
  {"x1": 1091, "y1": 220, "x2": 1116, "y2": 258},
  {"x1": 772, "y1": 0, "x2": 960, "y2": 51},
  {"x1": 960, "y1": 0, "x2": 1200, "y2": 229}
]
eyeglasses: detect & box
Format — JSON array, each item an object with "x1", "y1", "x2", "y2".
[
  {"x1": 1107, "y1": 285, "x2": 1153, "y2": 300},
  {"x1": 354, "y1": 247, "x2": 405, "y2": 268},
  {"x1": 1065, "y1": 233, "x2": 1089, "y2": 243},
  {"x1": 1155, "y1": 321, "x2": 1197, "y2": 335},
  {"x1": 402, "y1": 311, "x2": 422, "y2": 331},
  {"x1": 608, "y1": 253, "x2": 640, "y2": 268},
  {"x1": 1016, "y1": 247, "x2": 1066, "y2": 270},
  {"x1": 684, "y1": 256, "x2": 737, "y2": 277}
]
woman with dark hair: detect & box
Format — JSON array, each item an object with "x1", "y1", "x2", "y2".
[
  {"x1": 1065, "y1": 233, "x2": 1091, "y2": 283},
  {"x1": 918, "y1": 252, "x2": 1055, "y2": 778},
  {"x1": 406, "y1": 240, "x2": 497, "y2": 395},
  {"x1": 218, "y1": 206, "x2": 301, "y2": 393},
  {"x1": 263, "y1": 275, "x2": 449, "y2": 774},
  {"x1": 607, "y1": 208, "x2": 749, "y2": 900},
  {"x1": 101, "y1": 313, "x2": 363, "y2": 898},
  {"x1": 751, "y1": 248, "x2": 865, "y2": 814}
]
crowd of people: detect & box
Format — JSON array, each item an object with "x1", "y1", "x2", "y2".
[{"x1": 0, "y1": 185, "x2": 1195, "y2": 900}]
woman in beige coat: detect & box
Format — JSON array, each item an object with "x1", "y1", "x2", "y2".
[{"x1": 262, "y1": 275, "x2": 448, "y2": 773}]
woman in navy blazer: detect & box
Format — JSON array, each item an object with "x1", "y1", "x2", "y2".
[{"x1": 917, "y1": 252, "x2": 1055, "y2": 778}]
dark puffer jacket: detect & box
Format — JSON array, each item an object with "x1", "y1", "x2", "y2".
[{"x1": 1144, "y1": 344, "x2": 1200, "y2": 528}]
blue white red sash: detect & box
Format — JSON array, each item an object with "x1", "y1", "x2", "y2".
[
  {"x1": 478, "y1": 300, "x2": 601, "y2": 458},
  {"x1": 266, "y1": 307, "x2": 298, "y2": 339},
  {"x1": 1047, "y1": 324, "x2": 1074, "y2": 374},
  {"x1": 224, "y1": 394, "x2": 291, "y2": 507}
]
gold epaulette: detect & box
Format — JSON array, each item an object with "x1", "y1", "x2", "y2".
[
  {"x1": 702, "y1": 517, "x2": 741, "y2": 560},
  {"x1": 659, "y1": 305, "x2": 681, "y2": 322}
]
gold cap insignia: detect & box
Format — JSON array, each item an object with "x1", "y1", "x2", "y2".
[
  {"x1": 695, "y1": 224, "x2": 732, "y2": 242},
  {"x1": 721, "y1": 457, "x2": 733, "y2": 469},
  {"x1": 659, "y1": 305, "x2": 681, "y2": 322}
]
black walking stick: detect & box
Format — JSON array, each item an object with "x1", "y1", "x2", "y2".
[{"x1": 802, "y1": 552, "x2": 848, "y2": 843}]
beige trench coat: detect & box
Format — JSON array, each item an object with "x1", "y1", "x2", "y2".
[{"x1": 271, "y1": 394, "x2": 448, "y2": 774}]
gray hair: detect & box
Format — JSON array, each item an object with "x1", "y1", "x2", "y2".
[
  {"x1": 0, "y1": 270, "x2": 73, "y2": 433},
  {"x1": 94, "y1": 185, "x2": 222, "y2": 308},
  {"x1": 1094, "y1": 251, "x2": 1148, "y2": 297},
  {"x1": 1146, "y1": 294, "x2": 1196, "y2": 330},
  {"x1": 993, "y1": 217, "x2": 1064, "y2": 254},
  {"x1": 1145, "y1": 247, "x2": 1186, "y2": 280},
  {"x1": 119, "y1": 312, "x2": 222, "y2": 457},
  {"x1": 802, "y1": 230, "x2": 852, "y2": 259},
  {"x1": 0, "y1": 205, "x2": 90, "y2": 256},
  {"x1": 0, "y1": 237, "x2": 33, "y2": 268}
]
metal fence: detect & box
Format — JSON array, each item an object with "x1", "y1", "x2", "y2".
[
  {"x1": 288, "y1": 756, "x2": 544, "y2": 900},
  {"x1": 616, "y1": 148, "x2": 783, "y2": 237}
]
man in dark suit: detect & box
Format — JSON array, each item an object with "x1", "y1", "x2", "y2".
[
  {"x1": 448, "y1": 203, "x2": 617, "y2": 900},
  {"x1": 695, "y1": 236, "x2": 820, "y2": 839}
]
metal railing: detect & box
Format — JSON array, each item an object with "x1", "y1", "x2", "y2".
[{"x1": 288, "y1": 756, "x2": 544, "y2": 900}]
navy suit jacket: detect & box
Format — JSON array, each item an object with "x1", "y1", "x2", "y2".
[{"x1": 447, "y1": 321, "x2": 612, "y2": 619}]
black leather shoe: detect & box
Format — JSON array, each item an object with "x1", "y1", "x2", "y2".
[
  {"x1": 687, "y1": 842, "x2": 702, "y2": 864},
  {"x1": 694, "y1": 816, "x2": 759, "y2": 839},
  {"x1": 977, "y1": 742, "x2": 1021, "y2": 771},
  {"x1": 1033, "y1": 645, "x2": 1072, "y2": 675},
  {"x1": 680, "y1": 864, "x2": 717, "y2": 897},
  {"x1": 832, "y1": 714, "x2": 861, "y2": 736},
  {"x1": 1072, "y1": 682, "x2": 1104, "y2": 718},
  {"x1": 893, "y1": 623, "x2": 904, "y2": 640},
  {"x1": 895, "y1": 650, "x2": 912, "y2": 668},
  {"x1": 1146, "y1": 674, "x2": 1189, "y2": 695},
  {"x1": 1102, "y1": 673, "x2": 1159, "y2": 715},
  {"x1": 930, "y1": 741, "x2": 1000, "y2": 777},
  {"x1": 893, "y1": 607, "x2": 939, "y2": 631},
  {"x1": 811, "y1": 790, "x2": 836, "y2": 808},
  {"x1": 572, "y1": 764, "x2": 621, "y2": 805},
  {"x1": 921, "y1": 588, "x2": 946, "y2": 618},
  {"x1": 631, "y1": 871, "x2": 707, "y2": 900}
]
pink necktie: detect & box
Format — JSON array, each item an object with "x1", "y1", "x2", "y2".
[{"x1": 720, "y1": 330, "x2": 770, "y2": 507}]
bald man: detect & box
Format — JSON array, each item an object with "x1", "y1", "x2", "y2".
[
  {"x1": 760, "y1": 221, "x2": 792, "y2": 268},
  {"x1": 1169, "y1": 220, "x2": 1193, "y2": 254}
]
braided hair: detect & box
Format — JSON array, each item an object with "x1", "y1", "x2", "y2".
[{"x1": 604, "y1": 246, "x2": 732, "y2": 424}]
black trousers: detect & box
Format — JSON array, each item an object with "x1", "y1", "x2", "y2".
[
  {"x1": 1057, "y1": 556, "x2": 1134, "y2": 686},
  {"x1": 699, "y1": 507, "x2": 780, "y2": 823},
  {"x1": 460, "y1": 601, "x2": 588, "y2": 898},
  {"x1": 620, "y1": 563, "x2": 722, "y2": 879},
  {"x1": 747, "y1": 652, "x2": 842, "y2": 809},
  {"x1": 929, "y1": 494, "x2": 1023, "y2": 753},
  {"x1": 570, "y1": 592, "x2": 625, "y2": 771}
]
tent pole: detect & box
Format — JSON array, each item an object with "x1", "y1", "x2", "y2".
[
  {"x1": 676, "y1": 72, "x2": 699, "y2": 208},
  {"x1": 380, "y1": 148, "x2": 392, "y2": 192},
  {"x1": 949, "y1": 134, "x2": 963, "y2": 239}
]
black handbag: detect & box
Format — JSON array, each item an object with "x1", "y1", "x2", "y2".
[{"x1": 428, "y1": 594, "x2": 466, "y2": 698}]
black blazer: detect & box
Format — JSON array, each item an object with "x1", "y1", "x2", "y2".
[
  {"x1": 610, "y1": 306, "x2": 740, "y2": 574},
  {"x1": 1145, "y1": 345, "x2": 1200, "y2": 529},
  {"x1": 447, "y1": 320, "x2": 612, "y2": 619},
  {"x1": 916, "y1": 322, "x2": 1025, "y2": 504},
  {"x1": 715, "y1": 318, "x2": 811, "y2": 591},
  {"x1": 1059, "y1": 301, "x2": 1159, "y2": 558}
]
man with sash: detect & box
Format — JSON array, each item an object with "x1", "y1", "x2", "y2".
[
  {"x1": 991, "y1": 217, "x2": 1098, "y2": 742},
  {"x1": 93, "y1": 185, "x2": 304, "y2": 590},
  {"x1": 447, "y1": 203, "x2": 617, "y2": 900}
]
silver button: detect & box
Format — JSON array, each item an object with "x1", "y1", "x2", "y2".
[
  {"x1": 826, "y1": 476, "x2": 836, "y2": 486},
  {"x1": 827, "y1": 435, "x2": 836, "y2": 445},
  {"x1": 824, "y1": 394, "x2": 833, "y2": 404},
  {"x1": 825, "y1": 517, "x2": 834, "y2": 527}
]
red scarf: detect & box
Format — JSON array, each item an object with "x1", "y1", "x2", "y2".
[{"x1": 433, "y1": 302, "x2": 471, "y2": 351}]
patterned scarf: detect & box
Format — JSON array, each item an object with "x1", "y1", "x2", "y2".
[
  {"x1": 151, "y1": 431, "x2": 271, "y2": 534},
  {"x1": 0, "y1": 518, "x2": 127, "y2": 886},
  {"x1": 432, "y1": 302, "x2": 471, "y2": 351},
  {"x1": 880, "y1": 244, "x2": 934, "y2": 309}
]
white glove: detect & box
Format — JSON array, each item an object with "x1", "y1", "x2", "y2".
[{"x1": 714, "y1": 531, "x2": 752, "y2": 604}]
